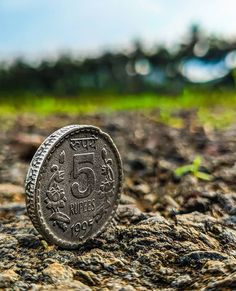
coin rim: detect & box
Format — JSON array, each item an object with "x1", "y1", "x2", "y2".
[{"x1": 25, "y1": 125, "x2": 123, "y2": 249}]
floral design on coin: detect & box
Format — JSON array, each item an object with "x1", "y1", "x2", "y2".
[
  {"x1": 44, "y1": 150, "x2": 70, "y2": 232},
  {"x1": 93, "y1": 148, "x2": 115, "y2": 223},
  {"x1": 25, "y1": 125, "x2": 123, "y2": 249}
]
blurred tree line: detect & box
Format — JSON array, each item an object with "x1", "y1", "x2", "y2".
[{"x1": 0, "y1": 25, "x2": 236, "y2": 96}]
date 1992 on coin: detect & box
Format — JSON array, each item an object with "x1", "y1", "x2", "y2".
[{"x1": 25, "y1": 125, "x2": 123, "y2": 249}]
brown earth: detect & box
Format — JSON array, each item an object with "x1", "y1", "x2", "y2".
[{"x1": 1, "y1": 110, "x2": 236, "y2": 290}]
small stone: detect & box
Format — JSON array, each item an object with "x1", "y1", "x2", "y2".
[
  {"x1": 0, "y1": 233, "x2": 18, "y2": 249},
  {"x1": 179, "y1": 251, "x2": 227, "y2": 266},
  {"x1": 106, "y1": 282, "x2": 136, "y2": 291},
  {"x1": 0, "y1": 183, "x2": 24, "y2": 204},
  {"x1": 75, "y1": 270, "x2": 99, "y2": 286},
  {"x1": 171, "y1": 274, "x2": 192, "y2": 287},
  {"x1": 129, "y1": 159, "x2": 146, "y2": 171},
  {"x1": 0, "y1": 183, "x2": 24, "y2": 195},
  {"x1": 31, "y1": 281, "x2": 92, "y2": 291},
  {"x1": 117, "y1": 204, "x2": 150, "y2": 224},
  {"x1": 15, "y1": 233, "x2": 41, "y2": 248},
  {"x1": 206, "y1": 272, "x2": 236, "y2": 289},
  {"x1": 108, "y1": 283, "x2": 137, "y2": 291},
  {"x1": 201, "y1": 260, "x2": 226, "y2": 274},
  {"x1": 43, "y1": 262, "x2": 74, "y2": 283},
  {"x1": 0, "y1": 202, "x2": 25, "y2": 213},
  {"x1": 11, "y1": 133, "x2": 44, "y2": 161},
  {"x1": 133, "y1": 183, "x2": 150, "y2": 195},
  {"x1": 144, "y1": 193, "x2": 157, "y2": 205},
  {"x1": 120, "y1": 194, "x2": 137, "y2": 205},
  {"x1": 0, "y1": 269, "x2": 19, "y2": 288},
  {"x1": 163, "y1": 195, "x2": 180, "y2": 209}
]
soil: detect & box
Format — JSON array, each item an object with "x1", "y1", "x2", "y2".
[{"x1": 1, "y1": 110, "x2": 236, "y2": 290}]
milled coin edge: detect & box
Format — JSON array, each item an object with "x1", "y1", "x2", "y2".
[{"x1": 25, "y1": 125, "x2": 123, "y2": 249}]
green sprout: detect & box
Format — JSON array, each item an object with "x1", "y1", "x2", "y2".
[{"x1": 174, "y1": 156, "x2": 212, "y2": 181}]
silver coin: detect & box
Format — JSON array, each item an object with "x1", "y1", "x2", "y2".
[{"x1": 25, "y1": 125, "x2": 123, "y2": 249}]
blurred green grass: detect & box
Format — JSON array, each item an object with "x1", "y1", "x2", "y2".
[{"x1": 0, "y1": 89, "x2": 236, "y2": 129}]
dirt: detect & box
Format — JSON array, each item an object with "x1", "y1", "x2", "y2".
[{"x1": 1, "y1": 110, "x2": 236, "y2": 290}]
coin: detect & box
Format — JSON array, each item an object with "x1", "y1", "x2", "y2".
[{"x1": 25, "y1": 125, "x2": 123, "y2": 249}]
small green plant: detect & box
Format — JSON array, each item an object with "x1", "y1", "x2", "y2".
[{"x1": 174, "y1": 156, "x2": 212, "y2": 181}]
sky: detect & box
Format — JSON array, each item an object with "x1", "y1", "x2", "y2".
[{"x1": 1, "y1": 0, "x2": 236, "y2": 61}]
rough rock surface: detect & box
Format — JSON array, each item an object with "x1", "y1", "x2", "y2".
[{"x1": 1, "y1": 111, "x2": 236, "y2": 290}]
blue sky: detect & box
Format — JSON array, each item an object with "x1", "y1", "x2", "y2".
[{"x1": 1, "y1": 0, "x2": 236, "y2": 61}]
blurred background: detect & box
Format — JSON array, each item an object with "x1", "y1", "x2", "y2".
[{"x1": 0, "y1": 0, "x2": 236, "y2": 115}]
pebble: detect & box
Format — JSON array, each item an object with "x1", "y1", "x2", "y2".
[
  {"x1": 0, "y1": 233, "x2": 18, "y2": 248},
  {"x1": 43, "y1": 262, "x2": 74, "y2": 283},
  {"x1": 15, "y1": 233, "x2": 41, "y2": 248},
  {"x1": 0, "y1": 269, "x2": 19, "y2": 288}
]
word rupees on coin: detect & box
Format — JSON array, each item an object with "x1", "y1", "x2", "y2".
[{"x1": 25, "y1": 125, "x2": 123, "y2": 249}]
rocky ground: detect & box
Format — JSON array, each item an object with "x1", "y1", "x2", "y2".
[{"x1": 1, "y1": 110, "x2": 236, "y2": 290}]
